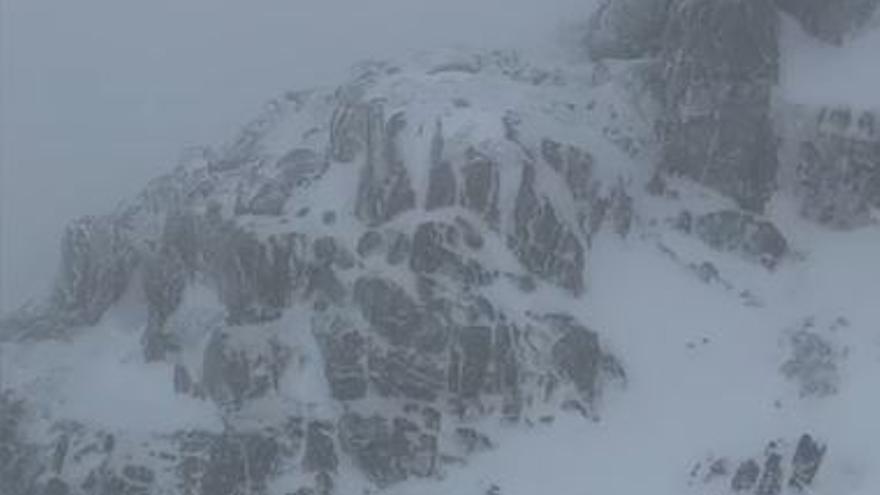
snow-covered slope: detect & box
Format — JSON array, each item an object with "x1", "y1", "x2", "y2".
[{"x1": 2, "y1": 2, "x2": 880, "y2": 495}]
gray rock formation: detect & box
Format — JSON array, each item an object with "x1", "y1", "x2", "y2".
[
  {"x1": 354, "y1": 105, "x2": 417, "y2": 226},
  {"x1": 678, "y1": 210, "x2": 789, "y2": 269},
  {"x1": 510, "y1": 164, "x2": 586, "y2": 294},
  {"x1": 0, "y1": 50, "x2": 639, "y2": 494},
  {"x1": 52, "y1": 216, "x2": 138, "y2": 326},
  {"x1": 791, "y1": 107, "x2": 880, "y2": 229},
  {"x1": 732, "y1": 459, "x2": 761, "y2": 492},
  {"x1": 693, "y1": 435, "x2": 828, "y2": 495},
  {"x1": 0, "y1": 392, "x2": 39, "y2": 495},
  {"x1": 337, "y1": 413, "x2": 437, "y2": 486},
  {"x1": 781, "y1": 321, "x2": 842, "y2": 398},
  {"x1": 202, "y1": 329, "x2": 292, "y2": 408},
  {"x1": 587, "y1": 0, "x2": 781, "y2": 213}
]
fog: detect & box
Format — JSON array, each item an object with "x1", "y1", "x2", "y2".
[{"x1": 0, "y1": 0, "x2": 590, "y2": 312}]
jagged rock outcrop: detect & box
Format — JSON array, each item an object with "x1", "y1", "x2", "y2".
[
  {"x1": 587, "y1": 0, "x2": 781, "y2": 213},
  {"x1": 0, "y1": 51, "x2": 636, "y2": 494},
  {"x1": 202, "y1": 328, "x2": 293, "y2": 408},
  {"x1": 789, "y1": 107, "x2": 880, "y2": 229},
  {"x1": 776, "y1": 0, "x2": 880, "y2": 44},
  {"x1": 52, "y1": 216, "x2": 138, "y2": 326},
  {"x1": 780, "y1": 318, "x2": 847, "y2": 398},
  {"x1": 0, "y1": 392, "x2": 40, "y2": 495},
  {"x1": 337, "y1": 413, "x2": 438, "y2": 486},
  {"x1": 691, "y1": 434, "x2": 827, "y2": 494},
  {"x1": 677, "y1": 210, "x2": 789, "y2": 269},
  {"x1": 510, "y1": 164, "x2": 586, "y2": 294},
  {"x1": 658, "y1": 0, "x2": 780, "y2": 213}
]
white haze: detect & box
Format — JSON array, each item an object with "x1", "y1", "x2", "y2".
[
  {"x1": 780, "y1": 13, "x2": 880, "y2": 108},
  {"x1": 0, "y1": 0, "x2": 592, "y2": 312}
]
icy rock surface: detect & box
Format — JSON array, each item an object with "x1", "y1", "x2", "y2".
[
  {"x1": 0, "y1": 51, "x2": 638, "y2": 495},
  {"x1": 784, "y1": 107, "x2": 880, "y2": 229},
  {"x1": 691, "y1": 435, "x2": 828, "y2": 495},
  {"x1": 2, "y1": 4, "x2": 880, "y2": 494}
]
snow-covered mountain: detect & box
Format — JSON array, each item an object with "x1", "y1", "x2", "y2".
[{"x1": 2, "y1": 1, "x2": 879, "y2": 495}]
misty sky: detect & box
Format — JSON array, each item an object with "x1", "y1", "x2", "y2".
[{"x1": 0, "y1": 0, "x2": 589, "y2": 312}]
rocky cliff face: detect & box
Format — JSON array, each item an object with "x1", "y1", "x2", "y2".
[
  {"x1": 784, "y1": 106, "x2": 880, "y2": 229},
  {"x1": 588, "y1": 0, "x2": 879, "y2": 218},
  {"x1": 2, "y1": 3, "x2": 878, "y2": 495},
  {"x1": 1, "y1": 51, "x2": 640, "y2": 495}
]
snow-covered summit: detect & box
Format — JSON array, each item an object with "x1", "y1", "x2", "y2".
[{"x1": 2, "y1": 2, "x2": 880, "y2": 495}]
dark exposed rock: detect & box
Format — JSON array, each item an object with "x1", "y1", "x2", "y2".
[
  {"x1": 122, "y1": 465, "x2": 156, "y2": 485},
  {"x1": 315, "y1": 323, "x2": 368, "y2": 401},
  {"x1": 690, "y1": 210, "x2": 788, "y2": 269},
  {"x1": 353, "y1": 277, "x2": 439, "y2": 349},
  {"x1": 550, "y1": 318, "x2": 602, "y2": 401},
  {"x1": 142, "y1": 245, "x2": 187, "y2": 361},
  {"x1": 540, "y1": 140, "x2": 608, "y2": 237},
  {"x1": 305, "y1": 264, "x2": 346, "y2": 306},
  {"x1": 793, "y1": 107, "x2": 880, "y2": 229},
  {"x1": 202, "y1": 329, "x2": 292, "y2": 408},
  {"x1": 368, "y1": 348, "x2": 446, "y2": 402},
  {"x1": 411, "y1": 222, "x2": 491, "y2": 286},
  {"x1": 235, "y1": 180, "x2": 292, "y2": 216},
  {"x1": 277, "y1": 148, "x2": 328, "y2": 187},
  {"x1": 199, "y1": 433, "x2": 280, "y2": 495},
  {"x1": 52, "y1": 216, "x2": 138, "y2": 326},
  {"x1": 509, "y1": 164, "x2": 585, "y2": 294},
  {"x1": 206, "y1": 227, "x2": 304, "y2": 325},
  {"x1": 43, "y1": 478, "x2": 70, "y2": 495},
  {"x1": 607, "y1": 181, "x2": 635, "y2": 237},
  {"x1": 731, "y1": 459, "x2": 761, "y2": 492},
  {"x1": 789, "y1": 434, "x2": 826, "y2": 490},
  {"x1": 329, "y1": 101, "x2": 369, "y2": 163},
  {"x1": 455, "y1": 217, "x2": 485, "y2": 250},
  {"x1": 454, "y1": 427, "x2": 494, "y2": 454},
  {"x1": 313, "y1": 236, "x2": 355, "y2": 270},
  {"x1": 586, "y1": 0, "x2": 781, "y2": 211},
  {"x1": 659, "y1": 0, "x2": 780, "y2": 213},
  {"x1": 781, "y1": 328, "x2": 840, "y2": 398},
  {"x1": 2, "y1": 49, "x2": 642, "y2": 495},
  {"x1": 695, "y1": 438, "x2": 828, "y2": 495},
  {"x1": 426, "y1": 120, "x2": 457, "y2": 211},
  {"x1": 173, "y1": 364, "x2": 193, "y2": 395},
  {"x1": 354, "y1": 104, "x2": 416, "y2": 226},
  {"x1": 356, "y1": 230, "x2": 384, "y2": 258},
  {"x1": 1, "y1": 393, "x2": 40, "y2": 495},
  {"x1": 776, "y1": 0, "x2": 880, "y2": 44},
  {"x1": 426, "y1": 159, "x2": 458, "y2": 212},
  {"x1": 448, "y1": 323, "x2": 519, "y2": 408},
  {"x1": 338, "y1": 413, "x2": 401, "y2": 486},
  {"x1": 386, "y1": 232, "x2": 412, "y2": 266},
  {"x1": 456, "y1": 327, "x2": 492, "y2": 398},
  {"x1": 303, "y1": 422, "x2": 339, "y2": 473},
  {"x1": 461, "y1": 149, "x2": 501, "y2": 226},
  {"x1": 756, "y1": 451, "x2": 784, "y2": 495},
  {"x1": 51, "y1": 433, "x2": 69, "y2": 474},
  {"x1": 337, "y1": 413, "x2": 437, "y2": 486}
]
